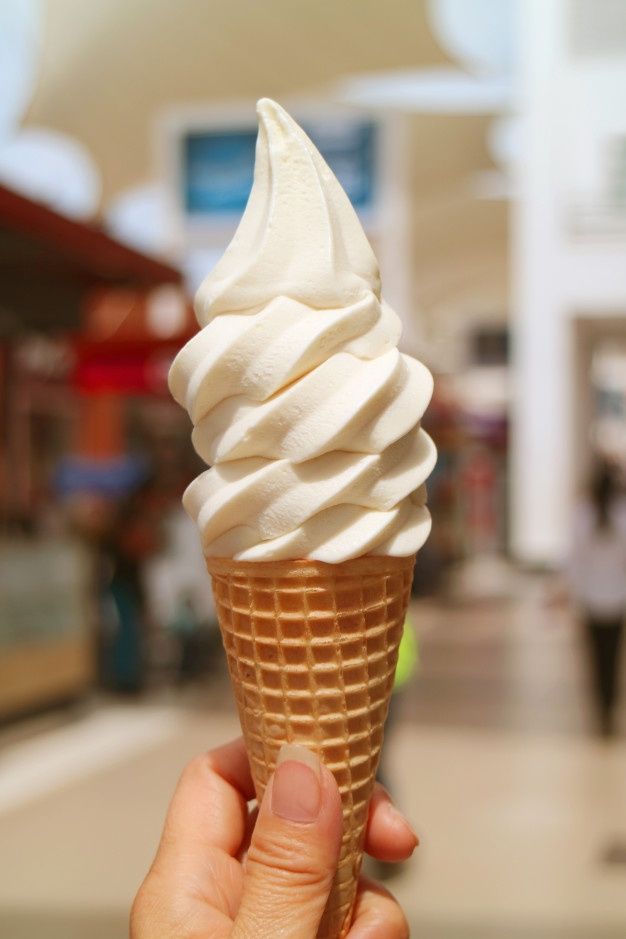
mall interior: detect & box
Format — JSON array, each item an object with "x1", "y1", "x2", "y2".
[{"x1": 1, "y1": 1, "x2": 626, "y2": 937}]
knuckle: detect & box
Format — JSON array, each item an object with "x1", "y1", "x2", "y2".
[
  {"x1": 179, "y1": 752, "x2": 210, "y2": 785},
  {"x1": 381, "y1": 899, "x2": 410, "y2": 939},
  {"x1": 130, "y1": 872, "x2": 191, "y2": 939},
  {"x1": 396, "y1": 908, "x2": 410, "y2": 939},
  {"x1": 129, "y1": 881, "x2": 155, "y2": 937},
  {"x1": 358, "y1": 877, "x2": 410, "y2": 939},
  {"x1": 247, "y1": 829, "x2": 332, "y2": 889}
]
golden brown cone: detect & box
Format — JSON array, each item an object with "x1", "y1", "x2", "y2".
[{"x1": 206, "y1": 554, "x2": 415, "y2": 939}]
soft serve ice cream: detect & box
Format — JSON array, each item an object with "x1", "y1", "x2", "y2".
[{"x1": 169, "y1": 99, "x2": 436, "y2": 563}]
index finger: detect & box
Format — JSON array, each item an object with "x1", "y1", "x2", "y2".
[
  {"x1": 160, "y1": 737, "x2": 255, "y2": 859},
  {"x1": 207, "y1": 737, "x2": 256, "y2": 801}
]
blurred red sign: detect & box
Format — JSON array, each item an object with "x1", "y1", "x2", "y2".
[{"x1": 73, "y1": 343, "x2": 177, "y2": 395}]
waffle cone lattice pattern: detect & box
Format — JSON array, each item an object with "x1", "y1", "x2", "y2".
[{"x1": 207, "y1": 554, "x2": 415, "y2": 939}]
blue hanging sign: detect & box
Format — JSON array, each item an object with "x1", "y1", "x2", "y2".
[{"x1": 182, "y1": 119, "x2": 377, "y2": 217}]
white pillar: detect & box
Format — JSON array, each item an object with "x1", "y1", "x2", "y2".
[
  {"x1": 510, "y1": 0, "x2": 572, "y2": 565},
  {"x1": 377, "y1": 113, "x2": 421, "y2": 356}
]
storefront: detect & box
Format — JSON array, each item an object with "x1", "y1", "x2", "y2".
[{"x1": 0, "y1": 184, "x2": 194, "y2": 717}]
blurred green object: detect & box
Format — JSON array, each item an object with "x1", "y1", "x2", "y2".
[{"x1": 393, "y1": 615, "x2": 418, "y2": 691}]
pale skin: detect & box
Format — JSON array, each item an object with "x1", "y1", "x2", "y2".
[{"x1": 131, "y1": 737, "x2": 417, "y2": 939}]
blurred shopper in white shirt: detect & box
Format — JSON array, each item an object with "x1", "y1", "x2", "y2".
[{"x1": 568, "y1": 463, "x2": 626, "y2": 737}]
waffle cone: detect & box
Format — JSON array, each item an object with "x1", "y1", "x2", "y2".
[{"x1": 206, "y1": 553, "x2": 415, "y2": 939}]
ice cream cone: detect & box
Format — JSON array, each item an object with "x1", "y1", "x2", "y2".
[{"x1": 206, "y1": 553, "x2": 415, "y2": 939}]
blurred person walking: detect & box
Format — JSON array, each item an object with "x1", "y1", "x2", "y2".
[
  {"x1": 88, "y1": 475, "x2": 162, "y2": 694},
  {"x1": 568, "y1": 463, "x2": 626, "y2": 737}
]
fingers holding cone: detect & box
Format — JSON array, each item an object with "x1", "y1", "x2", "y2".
[{"x1": 134, "y1": 739, "x2": 418, "y2": 939}]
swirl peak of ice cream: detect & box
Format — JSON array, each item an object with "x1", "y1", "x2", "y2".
[
  {"x1": 194, "y1": 97, "x2": 380, "y2": 321},
  {"x1": 169, "y1": 98, "x2": 436, "y2": 562}
]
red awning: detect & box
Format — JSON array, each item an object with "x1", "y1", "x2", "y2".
[{"x1": 0, "y1": 184, "x2": 182, "y2": 335}]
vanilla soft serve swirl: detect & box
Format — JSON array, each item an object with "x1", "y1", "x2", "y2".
[{"x1": 169, "y1": 99, "x2": 436, "y2": 562}]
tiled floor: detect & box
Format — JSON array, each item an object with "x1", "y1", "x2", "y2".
[{"x1": 1, "y1": 572, "x2": 625, "y2": 938}]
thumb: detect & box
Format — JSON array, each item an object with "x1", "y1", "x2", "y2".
[{"x1": 232, "y1": 744, "x2": 343, "y2": 939}]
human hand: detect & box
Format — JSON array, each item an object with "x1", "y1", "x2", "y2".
[{"x1": 131, "y1": 737, "x2": 416, "y2": 939}]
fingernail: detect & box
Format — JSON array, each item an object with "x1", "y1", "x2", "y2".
[
  {"x1": 385, "y1": 801, "x2": 419, "y2": 844},
  {"x1": 271, "y1": 744, "x2": 322, "y2": 823}
]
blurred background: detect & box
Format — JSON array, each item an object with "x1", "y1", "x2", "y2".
[{"x1": 1, "y1": 1, "x2": 626, "y2": 936}]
